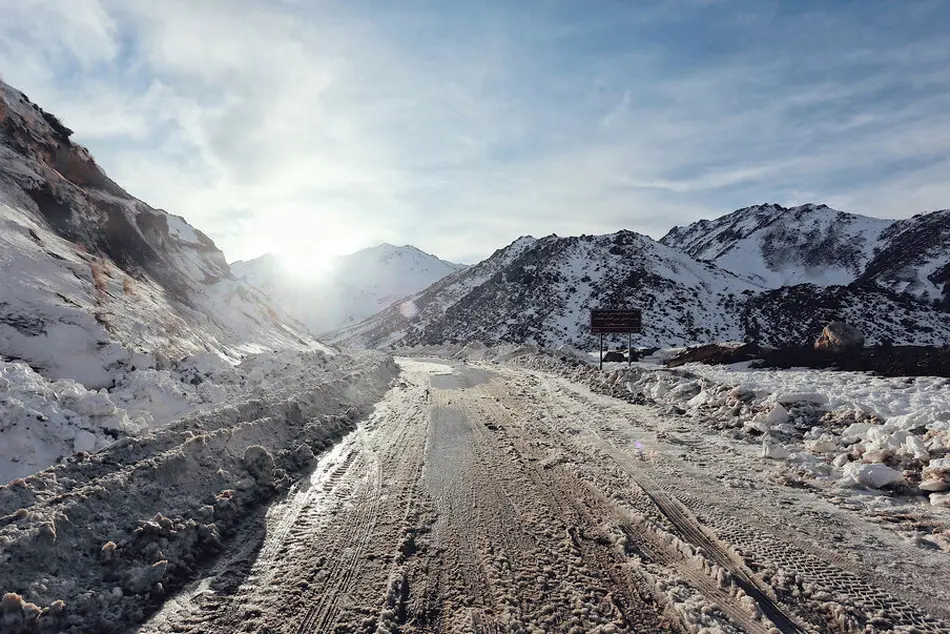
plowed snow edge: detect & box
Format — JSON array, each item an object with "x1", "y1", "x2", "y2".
[{"x1": 0, "y1": 351, "x2": 399, "y2": 634}]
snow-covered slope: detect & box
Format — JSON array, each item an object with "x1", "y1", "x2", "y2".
[
  {"x1": 740, "y1": 284, "x2": 950, "y2": 347},
  {"x1": 231, "y1": 244, "x2": 465, "y2": 334},
  {"x1": 661, "y1": 203, "x2": 894, "y2": 287},
  {"x1": 332, "y1": 232, "x2": 768, "y2": 349},
  {"x1": 859, "y1": 210, "x2": 950, "y2": 307},
  {"x1": 661, "y1": 203, "x2": 950, "y2": 306},
  {"x1": 0, "y1": 79, "x2": 321, "y2": 389}
]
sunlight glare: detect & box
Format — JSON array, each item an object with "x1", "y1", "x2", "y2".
[{"x1": 275, "y1": 250, "x2": 337, "y2": 281}]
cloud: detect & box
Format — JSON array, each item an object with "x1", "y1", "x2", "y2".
[{"x1": 0, "y1": 0, "x2": 948, "y2": 264}]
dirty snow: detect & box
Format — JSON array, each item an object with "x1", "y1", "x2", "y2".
[
  {"x1": 609, "y1": 357, "x2": 950, "y2": 510},
  {"x1": 679, "y1": 361, "x2": 950, "y2": 419},
  {"x1": 0, "y1": 350, "x2": 398, "y2": 633},
  {"x1": 0, "y1": 349, "x2": 344, "y2": 482}
]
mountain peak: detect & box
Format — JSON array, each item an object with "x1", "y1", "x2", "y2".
[
  {"x1": 231, "y1": 243, "x2": 464, "y2": 334},
  {"x1": 659, "y1": 204, "x2": 950, "y2": 295},
  {"x1": 332, "y1": 203, "x2": 950, "y2": 350}
]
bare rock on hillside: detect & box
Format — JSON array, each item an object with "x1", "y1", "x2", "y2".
[{"x1": 814, "y1": 322, "x2": 865, "y2": 353}]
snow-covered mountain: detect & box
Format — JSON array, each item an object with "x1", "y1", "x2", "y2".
[
  {"x1": 0, "y1": 79, "x2": 320, "y2": 388},
  {"x1": 333, "y1": 206, "x2": 950, "y2": 350},
  {"x1": 332, "y1": 232, "x2": 768, "y2": 349},
  {"x1": 661, "y1": 203, "x2": 950, "y2": 306},
  {"x1": 859, "y1": 210, "x2": 950, "y2": 308},
  {"x1": 231, "y1": 244, "x2": 465, "y2": 334}
]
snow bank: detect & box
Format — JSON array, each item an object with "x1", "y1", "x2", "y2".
[
  {"x1": 0, "y1": 360, "x2": 142, "y2": 482},
  {"x1": 681, "y1": 362, "x2": 950, "y2": 419},
  {"x1": 0, "y1": 349, "x2": 343, "y2": 483},
  {"x1": 0, "y1": 350, "x2": 398, "y2": 633},
  {"x1": 608, "y1": 362, "x2": 950, "y2": 501}
]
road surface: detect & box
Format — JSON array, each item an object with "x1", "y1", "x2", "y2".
[{"x1": 139, "y1": 359, "x2": 950, "y2": 633}]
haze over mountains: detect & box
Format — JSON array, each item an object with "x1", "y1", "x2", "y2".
[{"x1": 232, "y1": 245, "x2": 465, "y2": 334}]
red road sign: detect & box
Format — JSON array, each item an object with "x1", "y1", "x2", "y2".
[{"x1": 590, "y1": 309, "x2": 642, "y2": 334}]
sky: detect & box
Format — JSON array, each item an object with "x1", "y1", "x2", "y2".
[{"x1": 0, "y1": 0, "x2": 949, "y2": 266}]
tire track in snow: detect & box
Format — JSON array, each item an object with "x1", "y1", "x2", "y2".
[
  {"x1": 521, "y1": 366, "x2": 950, "y2": 633},
  {"x1": 498, "y1": 373, "x2": 790, "y2": 633},
  {"x1": 139, "y1": 359, "x2": 949, "y2": 634},
  {"x1": 138, "y1": 374, "x2": 433, "y2": 634}
]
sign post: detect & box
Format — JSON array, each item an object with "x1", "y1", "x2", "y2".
[{"x1": 590, "y1": 309, "x2": 642, "y2": 370}]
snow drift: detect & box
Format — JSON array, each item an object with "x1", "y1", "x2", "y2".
[{"x1": 0, "y1": 351, "x2": 398, "y2": 634}]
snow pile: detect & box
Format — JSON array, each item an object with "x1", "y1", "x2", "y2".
[
  {"x1": 451, "y1": 341, "x2": 541, "y2": 363},
  {"x1": 109, "y1": 349, "x2": 336, "y2": 425},
  {"x1": 610, "y1": 363, "x2": 950, "y2": 501},
  {"x1": 0, "y1": 351, "x2": 398, "y2": 633},
  {"x1": 680, "y1": 362, "x2": 950, "y2": 419},
  {"x1": 0, "y1": 349, "x2": 344, "y2": 482},
  {"x1": 0, "y1": 360, "x2": 142, "y2": 482}
]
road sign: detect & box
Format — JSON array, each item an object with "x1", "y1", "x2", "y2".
[
  {"x1": 591, "y1": 309, "x2": 642, "y2": 370},
  {"x1": 590, "y1": 309, "x2": 642, "y2": 334}
]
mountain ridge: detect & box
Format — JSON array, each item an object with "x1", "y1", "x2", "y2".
[
  {"x1": 661, "y1": 203, "x2": 950, "y2": 305},
  {"x1": 333, "y1": 205, "x2": 950, "y2": 350},
  {"x1": 3, "y1": 77, "x2": 947, "y2": 363}
]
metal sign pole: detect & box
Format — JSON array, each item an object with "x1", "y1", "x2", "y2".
[
  {"x1": 627, "y1": 332, "x2": 632, "y2": 367},
  {"x1": 599, "y1": 333, "x2": 604, "y2": 370}
]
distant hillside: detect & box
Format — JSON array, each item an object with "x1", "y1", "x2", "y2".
[
  {"x1": 331, "y1": 232, "x2": 764, "y2": 349},
  {"x1": 232, "y1": 244, "x2": 465, "y2": 334},
  {"x1": 662, "y1": 203, "x2": 950, "y2": 306}
]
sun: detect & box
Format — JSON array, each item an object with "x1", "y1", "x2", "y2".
[{"x1": 275, "y1": 250, "x2": 337, "y2": 281}]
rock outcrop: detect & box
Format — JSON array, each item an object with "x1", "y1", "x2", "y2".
[{"x1": 814, "y1": 322, "x2": 865, "y2": 353}]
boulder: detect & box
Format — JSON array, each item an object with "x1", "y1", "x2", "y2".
[
  {"x1": 761, "y1": 440, "x2": 790, "y2": 460},
  {"x1": 666, "y1": 342, "x2": 765, "y2": 368},
  {"x1": 919, "y1": 478, "x2": 949, "y2": 492},
  {"x1": 804, "y1": 434, "x2": 839, "y2": 454},
  {"x1": 748, "y1": 403, "x2": 788, "y2": 432},
  {"x1": 814, "y1": 322, "x2": 865, "y2": 353},
  {"x1": 602, "y1": 351, "x2": 626, "y2": 362}
]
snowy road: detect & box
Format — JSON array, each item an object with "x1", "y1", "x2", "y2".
[{"x1": 139, "y1": 359, "x2": 950, "y2": 634}]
